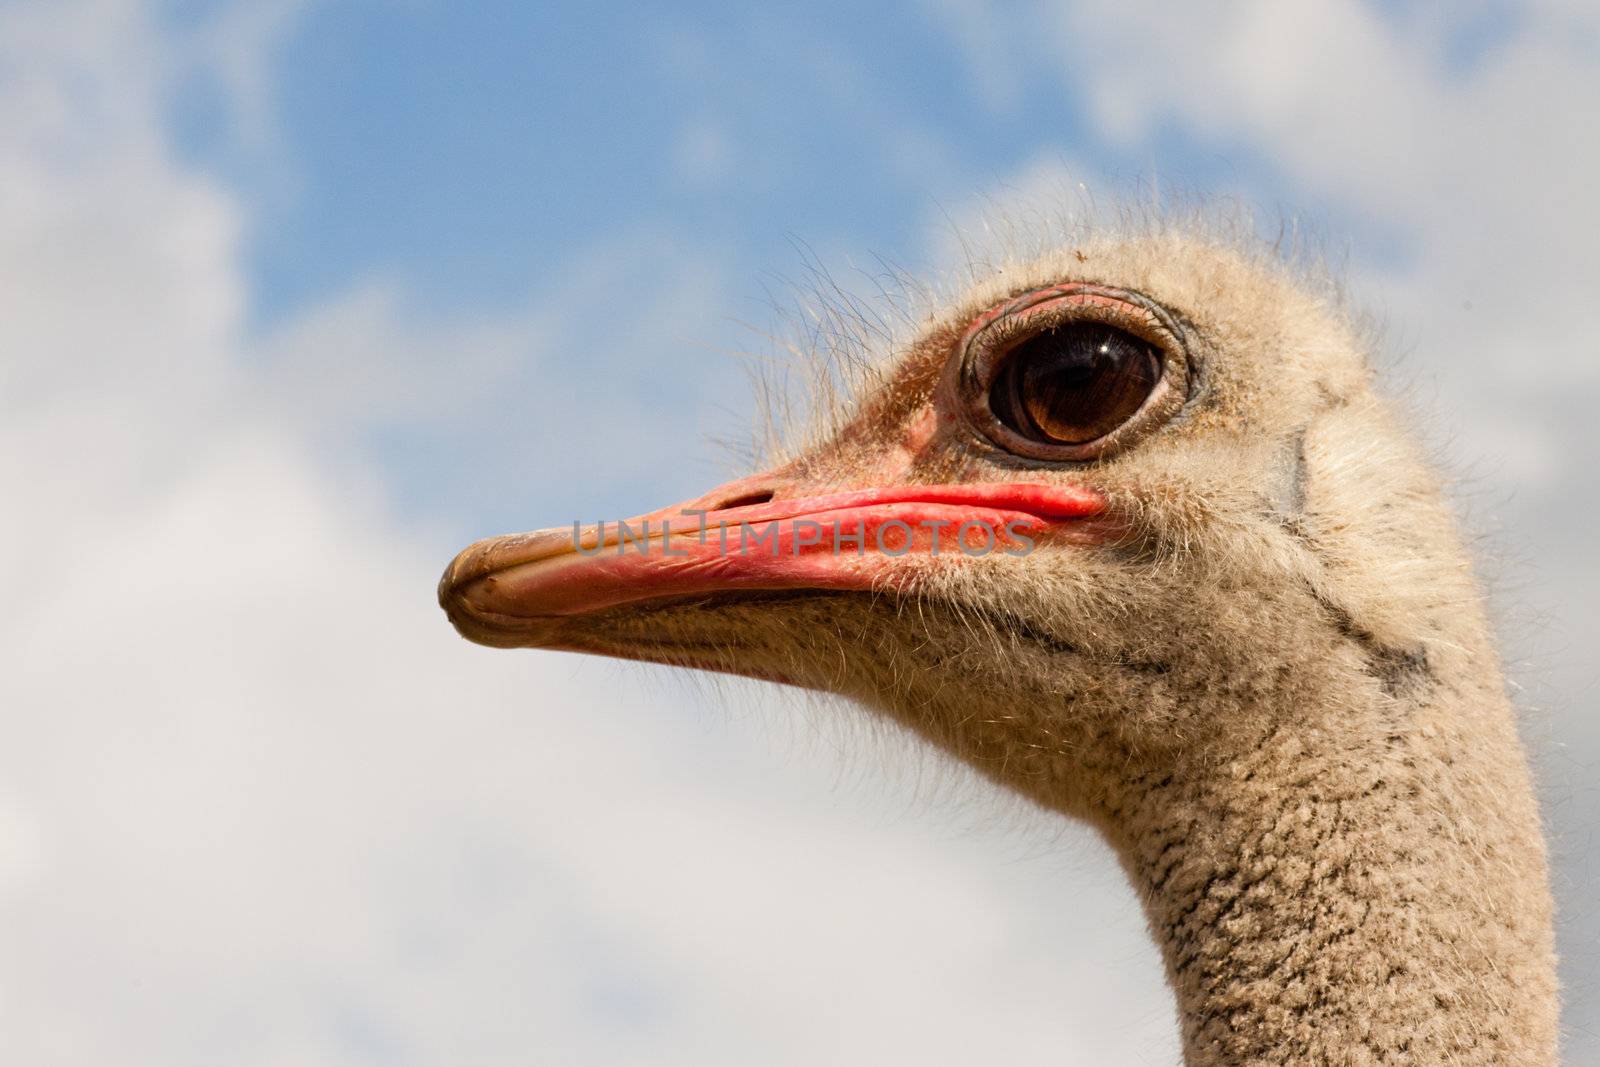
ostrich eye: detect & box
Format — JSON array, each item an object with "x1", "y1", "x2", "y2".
[
  {"x1": 951, "y1": 285, "x2": 1191, "y2": 462},
  {"x1": 988, "y1": 324, "x2": 1163, "y2": 445}
]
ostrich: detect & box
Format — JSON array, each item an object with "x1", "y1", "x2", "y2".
[{"x1": 438, "y1": 229, "x2": 1560, "y2": 1064}]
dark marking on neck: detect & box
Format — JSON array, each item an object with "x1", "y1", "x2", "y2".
[{"x1": 1313, "y1": 592, "x2": 1433, "y2": 696}]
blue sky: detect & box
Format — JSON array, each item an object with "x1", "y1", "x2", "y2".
[
  {"x1": 208, "y1": 3, "x2": 1088, "y2": 312},
  {"x1": 231, "y1": 3, "x2": 1001, "y2": 316},
  {"x1": 3, "y1": 1, "x2": 1598, "y2": 1064}
]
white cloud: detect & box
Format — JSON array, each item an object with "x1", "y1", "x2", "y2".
[
  {"x1": 243, "y1": 222, "x2": 761, "y2": 529},
  {"x1": 178, "y1": 0, "x2": 309, "y2": 158},
  {"x1": 0, "y1": 3, "x2": 1179, "y2": 1064}
]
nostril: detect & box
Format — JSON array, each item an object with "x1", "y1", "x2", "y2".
[{"x1": 712, "y1": 488, "x2": 776, "y2": 510}]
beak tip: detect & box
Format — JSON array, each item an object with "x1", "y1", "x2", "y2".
[
  {"x1": 438, "y1": 532, "x2": 576, "y2": 649},
  {"x1": 437, "y1": 541, "x2": 482, "y2": 613},
  {"x1": 437, "y1": 543, "x2": 505, "y2": 646}
]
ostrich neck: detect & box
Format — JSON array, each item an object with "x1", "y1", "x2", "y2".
[{"x1": 1098, "y1": 681, "x2": 1560, "y2": 1065}]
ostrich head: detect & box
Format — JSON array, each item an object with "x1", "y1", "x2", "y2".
[
  {"x1": 440, "y1": 236, "x2": 1441, "y2": 797},
  {"x1": 439, "y1": 232, "x2": 1559, "y2": 1064}
]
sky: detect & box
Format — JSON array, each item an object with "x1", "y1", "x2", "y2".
[{"x1": 1, "y1": 0, "x2": 1597, "y2": 1063}]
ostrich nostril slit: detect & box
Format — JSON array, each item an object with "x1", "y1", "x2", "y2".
[{"x1": 713, "y1": 489, "x2": 776, "y2": 510}]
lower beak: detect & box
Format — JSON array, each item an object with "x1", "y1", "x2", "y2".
[{"x1": 439, "y1": 475, "x2": 1104, "y2": 650}]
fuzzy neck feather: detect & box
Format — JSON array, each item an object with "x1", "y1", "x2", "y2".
[{"x1": 1095, "y1": 662, "x2": 1559, "y2": 1065}]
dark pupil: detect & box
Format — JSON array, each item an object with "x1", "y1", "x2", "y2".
[{"x1": 989, "y1": 324, "x2": 1162, "y2": 445}]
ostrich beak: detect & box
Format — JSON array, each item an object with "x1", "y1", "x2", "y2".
[{"x1": 439, "y1": 475, "x2": 1104, "y2": 651}]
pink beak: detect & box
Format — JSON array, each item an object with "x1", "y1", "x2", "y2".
[{"x1": 439, "y1": 474, "x2": 1105, "y2": 650}]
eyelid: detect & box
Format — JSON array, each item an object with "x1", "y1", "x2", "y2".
[{"x1": 966, "y1": 287, "x2": 1177, "y2": 362}]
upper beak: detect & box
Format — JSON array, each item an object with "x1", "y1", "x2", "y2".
[{"x1": 439, "y1": 472, "x2": 1104, "y2": 651}]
